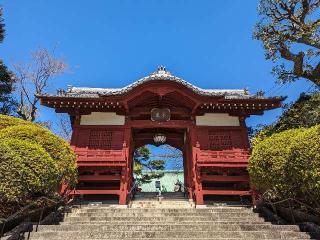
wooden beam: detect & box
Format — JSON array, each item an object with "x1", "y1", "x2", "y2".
[
  {"x1": 197, "y1": 159, "x2": 249, "y2": 163},
  {"x1": 197, "y1": 163, "x2": 248, "y2": 168},
  {"x1": 202, "y1": 190, "x2": 251, "y2": 196},
  {"x1": 128, "y1": 120, "x2": 192, "y2": 128},
  {"x1": 78, "y1": 175, "x2": 121, "y2": 181},
  {"x1": 201, "y1": 175, "x2": 249, "y2": 182},
  {"x1": 77, "y1": 162, "x2": 126, "y2": 167},
  {"x1": 70, "y1": 189, "x2": 120, "y2": 195},
  {"x1": 129, "y1": 106, "x2": 191, "y2": 117}
]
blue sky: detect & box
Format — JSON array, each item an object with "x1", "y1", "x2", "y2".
[{"x1": 0, "y1": 1, "x2": 314, "y2": 163}]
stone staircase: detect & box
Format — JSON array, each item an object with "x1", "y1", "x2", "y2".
[
  {"x1": 130, "y1": 192, "x2": 194, "y2": 208},
  {"x1": 27, "y1": 194, "x2": 313, "y2": 240}
]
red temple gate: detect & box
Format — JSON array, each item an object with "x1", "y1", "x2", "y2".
[{"x1": 39, "y1": 66, "x2": 284, "y2": 206}]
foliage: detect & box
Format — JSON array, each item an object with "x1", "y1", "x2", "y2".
[
  {"x1": 0, "y1": 138, "x2": 59, "y2": 203},
  {"x1": 0, "y1": 114, "x2": 33, "y2": 130},
  {"x1": 0, "y1": 7, "x2": 4, "y2": 41},
  {"x1": 249, "y1": 125, "x2": 320, "y2": 206},
  {"x1": 249, "y1": 128, "x2": 300, "y2": 194},
  {"x1": 0, "y1": 8, "x2": 15, "y2": 115},
  {"x1": 252, "y1": 92, "x2": 320, "y2": 144},
  {"x1": 273, "y1": 92, "x2": 320, "y2": 131},
  {"x1": 133, "y1": 146, "x2": 165, "y2": 184},
  {"x1": 13, "y1": 48, "x2": 68, "y2": 121},
  {"x1": 0, "y1": 124, "x2": 78, "y2": 186},
  {"x1": 254, "y1": 0, "x2": 320, "y2": 86}
]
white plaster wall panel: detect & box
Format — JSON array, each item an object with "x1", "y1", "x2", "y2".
[
  {"x1": 80, "y1": 112, "x2": 125, "y2": 125},
  {"x1": 196, "y1": 113, "x2": 240, "y2": 126}
]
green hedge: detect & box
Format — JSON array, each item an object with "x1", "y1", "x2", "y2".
[
  {"x1": 248, "y1": 125, "x2": 320, "y2": 202},
  {"x1": 0, "y1": 114, "x2": 33, "y2": 130},
  {"x1": 0, "y1": 124, "x2": 77, "y2": 185},
  {"x1": 0, "y1": 138, "x2": 59, "y2": 202}
]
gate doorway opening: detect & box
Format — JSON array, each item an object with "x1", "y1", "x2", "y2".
[
  {"x1": 133, "y1": 144, "x2": 184, "y2": 193},
  {"x1": 132, "y1": 127, "x2": 190, "y2": 198}
]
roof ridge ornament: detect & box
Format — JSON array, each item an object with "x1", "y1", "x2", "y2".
[
  {"x1": 152, "y1": 65, "x2": 172, "y2": 76},
  {"x1": 67, "y1": 85, "x2": 73, "y2": 92}
]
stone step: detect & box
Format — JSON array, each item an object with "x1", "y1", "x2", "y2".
[
  {"x1": 27, "y1": 238, "x2": 313, "y2": 240},
  {"x1": 130, "y1": 203, "x2": 191, "y2": 206},
  {"x1": 133, "y1": 198, "x2": 189, "y2": 203},
  {"x1": 132, "y1": 200, "x2": 189, "y2": 205},
  {"x1": 134, "y1": 196, "x2": 187, "y2": 199},
  {"x1": 67, "y1": 212, "x2": 259, "y2": 217},
  {"x1": 130, "y1": 204, "x2": 191, "y2": 207},
  {"x1": 134, "y1": 198, "x2": 188, "y2": 201},
  {"x1": 27, "y1": 204, "x2": 312, "y2": 240},
  {"x1": 135, "y1": 192, "x2": 185, "y2": 197},
  {"x1": 63, "y1": 216, "x2": 265, "y2": 223},
  {"x1": 29, "y1": 230, "x2": 311, "y2": 239},
  {"x1": 60, "y1": 220, "x2": 271, "y2": 225},
  {"x1": 130, "y1": 205, "x2": 192, "y2": 208},
  {"x1": 36, "y1": 223, "x2": 301, "y2": 232},
  {"x1": 130, "y1": 206, "x2": 192, "y2": 208},
  {"x1": 73, "y1": 207, "x2": 253, "y2": 213},
  {"x1": 132, "y1": 205, "x2": 192, "y2": 209}
]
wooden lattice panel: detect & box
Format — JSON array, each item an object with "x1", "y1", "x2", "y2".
[
  {"x1": 208, "y1": 131, "x2": 232, "y2": 150},
  {"x1": 88, "y1": 130, "x2": 112, "y2": 149}
]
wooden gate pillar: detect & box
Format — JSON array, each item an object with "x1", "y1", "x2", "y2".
[
  {"x1": 195, "y1": 167, "x2": 204, "y2": 205},
  {"x1": 192, "y1": 141, "x2": 204, "y2": 205},
  {"x1": 119, "y1": 138, "x2": 131, "y2": 205},
  {"x1": 119, "y1": 166, "x2": 128, "y2": 205},
  {"x1": 185, "y1": 136, "x2": 194, "y2": 200}
]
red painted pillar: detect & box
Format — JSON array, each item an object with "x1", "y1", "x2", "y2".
[
  {"x1": 119, "y1": 129, "x2": 131, "y2": 205},
  {"x1": 186, "y1": 148, "x2": 193, "y2": 200},
  {"x1": 195, "y1": 167, "x2": 204, "y2": 205},
  {"x1": 119, "y1": 166, "x2": 128, "y2": 205},
  {"x1": 192, "y1": 141, "x2": 204, "y2": 205},
  {"x1": 59, "y1": 182, "x2": 69, "y2": 196}
]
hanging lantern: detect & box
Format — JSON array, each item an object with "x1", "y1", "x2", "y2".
[{"x1": 153, "y1": 133, "x2": 166, "y2": 145}]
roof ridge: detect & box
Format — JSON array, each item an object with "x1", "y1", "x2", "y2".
[{"x1": 65, "y1": 66, "x2": 249, "y2": 98}]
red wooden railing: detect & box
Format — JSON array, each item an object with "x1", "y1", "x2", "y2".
[
  {"x1": 195, "y1": 148, "x2": 250, "y2": 167},
  {"x1": 192, "y1": 143, "x2": 252, "y2": 199},
  {"x1": 74, "y1": 149, "x2": 127, "y2": 166},
  {"x1": 69, "y1": 144, "x2": 129, "y2": 198}
]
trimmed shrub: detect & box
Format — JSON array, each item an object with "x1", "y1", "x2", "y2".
[
  {"x1": 0, "y1": 124, "x2": 77, "y2": 186},
  {"x1": 248, "y1": 125, "x2": 320, "y2": 203},
  {"x1": 0, "y1": 114, "x2": 33, "y2": 130},
  {"x1": 290, "y1": 125, "x2": 320, "y2": 201},
  {"x1": 0, "y1": 138, "x2": 59, "y2": 202}
]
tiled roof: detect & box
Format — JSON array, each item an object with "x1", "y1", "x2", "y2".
[{"x1": 50, "y1": 66, "x2": 273, "y2": 100}]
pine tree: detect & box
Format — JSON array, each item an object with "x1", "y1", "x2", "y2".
[
  {"x1": 133, "y1": 146, "x2": 165, "y2": 184},
  {"x1": 254, "y1": 0, "x2": 320, "y2": 86}
]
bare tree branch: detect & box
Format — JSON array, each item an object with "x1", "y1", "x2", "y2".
[
  {"x1": 55, "y1": 113, "x2": 72, "y2": 141},
  {"x1": 13, "y1": 48, "x2": 68, "y2": 121}
]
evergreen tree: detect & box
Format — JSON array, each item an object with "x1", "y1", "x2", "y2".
[
  {"x1": 254, "y1": 0, "x2": 320, "y2": 86},
  {"x1": 254, "y1": 92, "x2": 320, "y2": 139},
  {"x1": 0, "y1": 8, "x2": 15, "y2": 115},
  {"x1": 133, "y1": 146, "x2": 165, "y2": 184},
  {"x1": 0, "y1": 8, "x2": 4, "y2": 41}
]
